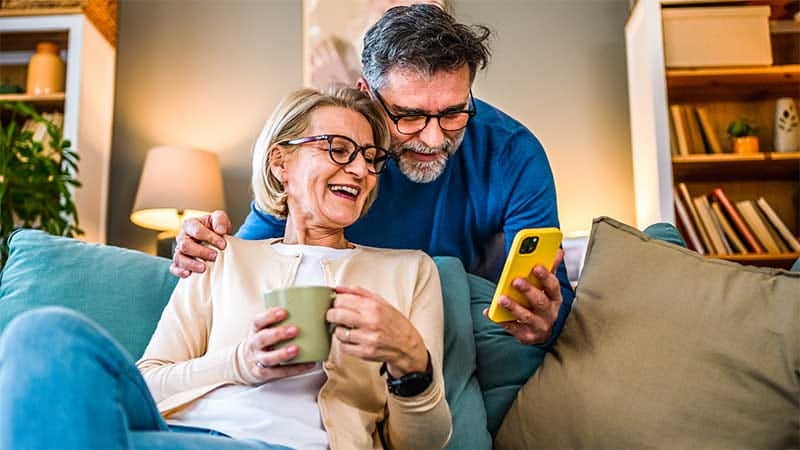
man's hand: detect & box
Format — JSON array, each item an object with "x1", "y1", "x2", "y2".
[
  {"x1": 483, "y1": 249, "x2": 565, "y2": 346},
  {"x1": 170, "y1": 210, "x2": 232, "y2": 278}
]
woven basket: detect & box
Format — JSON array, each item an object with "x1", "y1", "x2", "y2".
[{"x1": 0, "y1": 0, "x2": 117, "y2": 48}]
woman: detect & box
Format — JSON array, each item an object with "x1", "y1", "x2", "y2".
[{"x1": 0, "y1": 86, "x2": 451, "y2": 450}]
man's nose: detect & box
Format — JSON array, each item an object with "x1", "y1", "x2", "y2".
[{"x1": 417, "y1": 118, "x2": 445, "y2": 149}]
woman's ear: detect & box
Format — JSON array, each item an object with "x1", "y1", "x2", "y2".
[
  {"x1": 355, "y1": 77, "x2": 369, "y2": 93},
  {"x1": 268, "y1": 144, "x2": 287, "y2": 184}
]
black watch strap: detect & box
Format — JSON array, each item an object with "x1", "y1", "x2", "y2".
[{"x1": 380, "y1": 351, "x2": 433, "y2": 398}]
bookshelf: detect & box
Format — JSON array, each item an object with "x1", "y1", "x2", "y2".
[
  {"x1": 625, "y1": 0, "x2": 800, "y2": 269},
  {"x1": 0, "y1": 10, "x2": 116, "y2": 243}
]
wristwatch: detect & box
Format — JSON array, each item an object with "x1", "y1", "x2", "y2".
[{"x1": 380, "y1": 351, "x2": 433, "y2": 397}]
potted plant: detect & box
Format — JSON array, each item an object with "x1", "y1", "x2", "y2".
[
  {"x1": 0, "y1": 101, "x2": 82, "y2": 265},
  {"x1": 726, "y1": 119, "x2": 760, "y2": 154}
]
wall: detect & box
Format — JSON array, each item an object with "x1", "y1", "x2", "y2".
[
  {"x1": 107, "y1": 0, "x2": 634, "y2": 252},
  {"x1": 107, "y1": 0, "x2": 302, "y2": 253},
  {"x1": 458, "y1": 0, "x2": 635, "y2": 236}
]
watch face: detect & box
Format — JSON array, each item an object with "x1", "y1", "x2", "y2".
[{"x1": 396, "y1": 376, "x2": 432, "y2": 397}]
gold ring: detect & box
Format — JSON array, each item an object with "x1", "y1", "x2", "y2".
[
  {"x1": 345, "y1": 328, "x2": 351, "y2": 343},
  {"x1": 255, "y1": 360, "x2": 268, "y2": 369}
]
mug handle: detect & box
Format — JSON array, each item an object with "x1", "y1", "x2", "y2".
[{"x1": 327, "y1": 291, "x2": 337, "y2": 335}]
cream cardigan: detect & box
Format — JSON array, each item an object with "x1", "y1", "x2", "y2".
[{"x1": 137, "y1": 237, "x2": 451, "y2": 449}]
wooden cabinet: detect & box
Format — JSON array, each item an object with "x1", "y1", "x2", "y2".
[
  {"x1": 0, "y1": 9, "x2": 116, "y2": 243},
  {"x1": 625, "y1": 0, "x2": 800, "y2": 268}
]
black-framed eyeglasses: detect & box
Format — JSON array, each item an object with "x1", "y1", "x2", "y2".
[
  {"x1": 371, "y1": 88, "x2": 477, "y2": 135},
  {"x1": 277, "y1": 134, "x2": 390, "y2": 175}
]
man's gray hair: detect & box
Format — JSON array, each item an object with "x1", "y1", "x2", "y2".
[{"x1": 361, "y1": 4, "x2": 492, "y2": 90}]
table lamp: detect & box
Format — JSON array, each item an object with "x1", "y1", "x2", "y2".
[{"x1": 130, "y1": 146, "x2": 225, "y2": 257}]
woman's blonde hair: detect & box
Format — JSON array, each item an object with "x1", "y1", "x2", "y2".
[{"x1": 252, "y1": 85, "x2": 390, "y2": 220}]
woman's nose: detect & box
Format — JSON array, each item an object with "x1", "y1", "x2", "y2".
[{"x1": 344, "y1": 150, "x2": 369, "y2": 177}]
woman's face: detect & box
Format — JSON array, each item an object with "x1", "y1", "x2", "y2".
[{"x1": 276, "y1": 106, "x2": 377, "y2": 230}]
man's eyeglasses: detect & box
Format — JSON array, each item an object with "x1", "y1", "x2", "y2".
[
  {"x1": 372, "y1": 88, "x2": 477, "y2": 136},
  {"x1": 277, "y1": 134, "x2": 390, "y2": 175}
]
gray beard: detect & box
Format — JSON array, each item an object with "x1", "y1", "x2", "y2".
[{"x1": 392, "y1": 133, "x2": 464, "y2": 183}]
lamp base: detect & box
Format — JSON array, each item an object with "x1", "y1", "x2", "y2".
[{"x1": 156, "y1": 231, "x2": 178, "y2": 259}]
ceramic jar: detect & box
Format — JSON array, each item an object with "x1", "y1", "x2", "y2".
[{"x1": 26, "y1": 42, "x2": 65, "y2": 96}]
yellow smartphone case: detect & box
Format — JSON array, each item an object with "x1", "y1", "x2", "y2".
[{"x1": 488, "y1": 227, "x2": 562, "y2": 323}]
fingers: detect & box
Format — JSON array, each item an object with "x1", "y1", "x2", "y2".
[
  {"x1": 496, "y1": 295, "x2": 541, "y2": 325},
  {"x1": 326, "y1": 306, "x2": 361, "y2": 329},
  {"x1": 251, "y1": 324, "x2": 298, "y2": 350},
  {"x1": 209, "y1": 210, "x2": 232, "y2": 236},
  {"x1": 183, "y1": 216, "x2": 226, "y2": 250},
  {"x1": 550, "y1": 249, "x2": 565, "y2": 273},
  {"x1": 252, "y1": 345, "x2": 302, "y2": 368},
  {"x1": 169, "y1": 263, "x2": 191, "y2": 278},
  {"x1": 175, "y1": 230, "x2": 218, "y2": 262},
  {"x1": 253, "y1": 307, "x2": 288, "y2": 331},
  {"x1": 172, "y1": 251, "x2": 206, "y2": 274},
  {"x1": 334, "y1": 285, "x2": 382, "y2": 301}
]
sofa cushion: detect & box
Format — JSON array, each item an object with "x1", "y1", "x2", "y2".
[
  {"x1": 496, "y1": 217, "x2": 800, "y2": 449},
  {"x1": 434, "y1": 256, "x2": 492, "y2": 449},
  {"x1": 0, "y1": 229, "x2": 177, "y2": 359}
]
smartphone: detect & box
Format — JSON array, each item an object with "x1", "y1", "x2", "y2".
[{"x1": 487, "y1": 227, "x2": 563, "y2": 323}]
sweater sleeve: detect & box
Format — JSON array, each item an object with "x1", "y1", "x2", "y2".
[
  {"x1": 499, "y1": 130, "x2": 575, "y2": 347},
  {"x1": 382, "y1": 253, "x2": 452, "y2": 449},
  {"x1": 136, "y1": 256, "x2": 254, "y2": 403}
]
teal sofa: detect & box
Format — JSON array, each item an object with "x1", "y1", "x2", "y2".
[{"x1": 2, "y1": 227, "x2": 798, "y2": 449}]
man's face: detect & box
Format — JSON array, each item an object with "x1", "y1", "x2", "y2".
[{"x1": 370, "y1": 65, "x2": 472, "y2": 183}]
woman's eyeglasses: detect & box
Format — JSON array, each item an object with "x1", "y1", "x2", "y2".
[{"x1": 277, "y1": 134, "x2": 390, "y2": 175}]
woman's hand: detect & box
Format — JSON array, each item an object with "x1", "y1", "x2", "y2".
[
  {"x1": 243, "y1": 307, "x2": 316, "y2": 383},
  {"x1": 326, "y1": 286, "x2": 428, "y2": 377}
]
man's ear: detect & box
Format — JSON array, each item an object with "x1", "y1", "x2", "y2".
[
  {"x1": 268, "y1": 144, "x2": 287, "y2": 184},
  {"x1": 355, "y1": 77, "x2": 369, "y2": 93}
]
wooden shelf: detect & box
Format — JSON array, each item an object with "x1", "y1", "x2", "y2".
[
  {"x1": 0, "y1": 93, "x2": 65, "y2": 103},
  {"x1": 706, "y1": 252, "x2": 800, "y2": 269},
  {"x1": 673, "y1": 152, "x2": 800, "y2": 180},
  {"x1": 666, "y1": 65, "x2": 800, "y2": 101},
  {"x1": 0, "y1": 8, "x2": 83, "y2": 18}
]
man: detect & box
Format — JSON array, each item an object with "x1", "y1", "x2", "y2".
[{"x1": 172, "y1": 4, "x2": 573, "y2": 347}]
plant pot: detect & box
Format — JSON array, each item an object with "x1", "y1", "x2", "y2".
[{"x1": 732, "y1": 136, "x2": 759, "y2": 154}]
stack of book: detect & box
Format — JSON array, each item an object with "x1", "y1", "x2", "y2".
[
  {"x1": 673, "y1": 182, "x2": 800, "y2": 255},
  {"x1": 669, "y1": 104, "x2": 723, "y2": 156}
]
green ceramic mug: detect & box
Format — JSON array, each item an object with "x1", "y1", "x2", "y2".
[{"x1": 263, "y1": 286, "x2": 337, "y2": 363}]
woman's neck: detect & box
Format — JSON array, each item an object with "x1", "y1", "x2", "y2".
[{"x1": 282, "y1": 214, "x2": 351, "y2": 249}]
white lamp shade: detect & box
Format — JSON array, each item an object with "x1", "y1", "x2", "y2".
[{"x1": 130, "y1": 146, "x2": 226, "y2": 231}]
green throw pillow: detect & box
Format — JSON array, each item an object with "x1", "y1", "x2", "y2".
[
  {"x1": 0, "y1": 229, "x2": 177, "y2": 359},
  {"x1": 497, "y1": 217, "x2": 800, "y2": 449}
]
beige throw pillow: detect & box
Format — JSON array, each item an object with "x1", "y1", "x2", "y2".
[{"x1": 496, "y1": 217, "x2": 800, "y2": 449}]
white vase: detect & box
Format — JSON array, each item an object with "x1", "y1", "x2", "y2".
[{"x1": 774, "y1": 97, "x2": 800, "y2": 153}]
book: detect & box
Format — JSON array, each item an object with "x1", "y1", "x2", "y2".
[
  {"x1": 669, "y1": 105, "x2": 690, "y2": 156},
  {"x1": 711, "y1": 200, "x2": 746, "y2": 254},
  {"x1": 695, "y1": 106, "x2": 723, "y2": 154},
  {"x1": 684, "y1": 105, "x2": 707, "y2": 154},
  {"x1": 756, "y1": 197, "x2": 800, "y2": 252},
  {"x1": 752, "y1": 200, "x2": 790, "y2": 253},
  {"x1": 736, "y1": 200, "x2": 782, "y2": 253},
  {"x1": 694, "y1": 195, "x2": 727, "y2": 254},
  {"x1": 678, "y1": 183, "x2": 713, "y2": 253},
  {"x1": 710, "y1": 188, "x2": 764, "y2": 253},
  {"x1": 703, "y1": 196, "x2": 732, "y2": 254},
  {"x1": 674, "y1": 191, "x2": 705, "y2": 253}
]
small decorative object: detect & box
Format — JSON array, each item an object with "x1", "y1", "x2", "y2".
[
  {"x1": 774, "y1": 97, "x2": 799, "y2": 153},
  {"x1": 26, "y1": 42, "x2": 65, "y2": 96},
  {"x1": 130, "y1": 146, "x2": 225, "y2": 257},
  {"x1": 727, "y1": 119, "x2": 760, "y2": 154}
]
